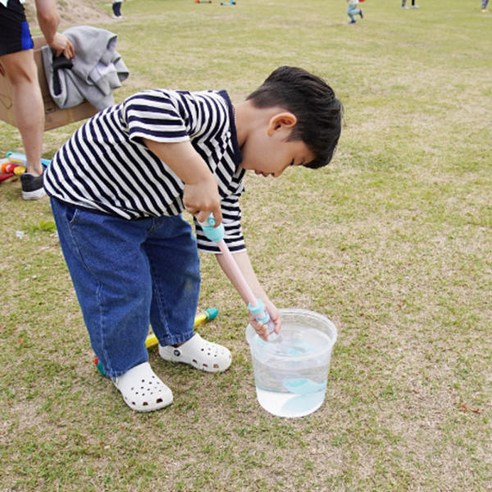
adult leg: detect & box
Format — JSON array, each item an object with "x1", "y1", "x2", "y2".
[{"x1": 0, "y1": 50, "x2": 44, "y2": 177}]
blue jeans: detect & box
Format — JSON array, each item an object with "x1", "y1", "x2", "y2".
[
  {"x1": 50, "y1": 198, "x2": 200, "y2": 377},
  {"x1": 347, "y1": 4, "x2": 361, "y2": 22}
]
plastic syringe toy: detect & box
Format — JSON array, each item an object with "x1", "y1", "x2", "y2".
[{"x1": 200, "y1": 215, "x2": 275, "y2": 337}]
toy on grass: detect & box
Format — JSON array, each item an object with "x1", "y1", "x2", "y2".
[
  {"x1": 195, "y1": 0, "x2": 212, "y2": 3},
  {"x1": 221, "y1": 0, "x2": 236, "y2": 5},
  {"x1": 6, "y1": 151, "x2": 51, "y2": 168},
  {"x1": 0, "y1": 158, "x2": 26, "y2": 182},
  {"x1": 94, "y1": 307, "x2": 219, "y2": 377},
  {"x1": 144, "y1": 307, "x2": 218, "y2": 349},
  {"x1": 1, "y1": 160, "x2": 26, "y2": 174}
]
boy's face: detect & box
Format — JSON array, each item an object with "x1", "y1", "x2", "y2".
[{"x1": 239, "y1": 113, "x2": 315, "y2": 177}]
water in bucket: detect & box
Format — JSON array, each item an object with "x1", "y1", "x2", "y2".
[{"x1": 246, "y1": 309, "x2": 337, "y2": 418}]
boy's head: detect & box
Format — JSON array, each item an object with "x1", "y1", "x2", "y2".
[{"x1": 246, "y1": 66, "x2": 343, "y2": 169}]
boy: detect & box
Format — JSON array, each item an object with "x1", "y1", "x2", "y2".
[
  {"x1": 44, "y1": 66, "x2": 342, "y2": 412},
  {"x1": 346, "y1": 0, "x2": 364, "y2": 24}
]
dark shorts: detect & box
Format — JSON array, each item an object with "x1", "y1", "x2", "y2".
[{"x1": 0, "y1": 0, "x2": 34, "y2": 57}]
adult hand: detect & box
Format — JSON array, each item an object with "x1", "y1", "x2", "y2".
[{"x1": 49, "y1": 33, "x2": 75, "y2": 59}]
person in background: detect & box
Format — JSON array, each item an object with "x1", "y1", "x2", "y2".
[
  {"x1": 112, "y1": 0, "x2": 123, "y2": 19},
  {"x1": 0, "y1": 0, "x2": 74, "y2": 200},
  {"x1": 482, "y1": 0, "x2": 489, "y2": 12},
  {"x1": 402, "y1": 0, "x2": 419, "y2": 9},
  {"x1": 347, "y1": 0, "x2": 364, "y2": 24}
]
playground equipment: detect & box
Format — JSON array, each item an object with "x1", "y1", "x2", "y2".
[{"x1": 94, "y1": 307, "x2": 219, "y2": 376}]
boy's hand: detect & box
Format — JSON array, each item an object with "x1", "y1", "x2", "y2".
[
  {"x1": 248, "y1": 300, "x2": 281, "y2": 341},
  {"x1": 183, "y1": 176, "x2": 222, "y2": 225}
]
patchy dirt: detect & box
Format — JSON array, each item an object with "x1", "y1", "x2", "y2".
[{"x1": 25, "y1": 0, "x2": 109, "y2": 29}]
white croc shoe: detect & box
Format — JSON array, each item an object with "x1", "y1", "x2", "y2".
[
  {"x1": 159, "y1": 334, "x2": 232, "y2": 373},
  {"x1": 112, "y1": 362, "x2": 173, "y2": 412}
]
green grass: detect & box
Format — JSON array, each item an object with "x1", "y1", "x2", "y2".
[{"x1": 1, "y1": 0, "x2": 491, "y2": 490}]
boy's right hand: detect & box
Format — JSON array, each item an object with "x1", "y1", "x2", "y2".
[{"x1": 183, "y1": 175, "x2": 222, "y2": 226}]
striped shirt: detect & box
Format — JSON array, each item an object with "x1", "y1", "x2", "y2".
[{"x1": 44, "y1": 89, "x2": 246, "y2": 253}]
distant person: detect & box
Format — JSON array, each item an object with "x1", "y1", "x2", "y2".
[
  {"x1": 44, "y1": 66, "x2": 343, "y2": 412},
  {"x1": 402, "y1": 0, "x2": 419, "y2": 8},
  {"x1": 347, "y1": 0, "x2": 364, "y2": 24},
  {"x1": 482, "y1": 0, "x2": 489, "y2": 12},
  {"x1": 112, "y1": 0, "x2": 123, "y2": 19},
  {"x1": 0, "y1": 0, "x2": 74, "y2": 200}
]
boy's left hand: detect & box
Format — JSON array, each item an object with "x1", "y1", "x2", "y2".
[{"x1": 249, "y1": 301, "x2": 281, "y2": 341}]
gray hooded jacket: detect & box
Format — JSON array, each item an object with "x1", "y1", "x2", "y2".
[{"x1": 42, "y1": 25, "x2": 129, "y2": 111}]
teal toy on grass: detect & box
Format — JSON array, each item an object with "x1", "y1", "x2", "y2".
[{"x1": 94, "y1": 307, "x2": 219, "y2": 377}]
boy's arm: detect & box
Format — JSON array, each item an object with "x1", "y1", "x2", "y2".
[
  {"x1": 215, "y1": 250, "x2": 281, "y2": 339},
  {"x1": 143, "y1": 139, "x2": 223, "y2": 225}
]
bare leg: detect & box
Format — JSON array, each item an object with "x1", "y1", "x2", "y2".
[{"x1": 0, "y1": 50, "x2": 44, "y2": 176}]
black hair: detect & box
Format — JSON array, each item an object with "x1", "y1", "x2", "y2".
[{"x1": 246, "y1": 66, "x2": 343, "y2": 169}]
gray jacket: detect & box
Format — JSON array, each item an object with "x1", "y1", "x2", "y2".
[{"x1": 42, "y1": 25, "x2": 129, "y2": 111}]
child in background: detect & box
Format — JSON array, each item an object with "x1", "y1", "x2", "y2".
[
  {"x1": 347, "y1": 0, "x2": 364, "y2": 24},
  {"x1": 44, "y1": 66, "x2": 342, "y2": 412},
  {"x1": 402, "y1": 0, "x2": 419, "y2": 9}
]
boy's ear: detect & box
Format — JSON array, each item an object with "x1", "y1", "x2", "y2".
[{"x1": 267, "y1": 112, "x2": 297, "y2": 136}]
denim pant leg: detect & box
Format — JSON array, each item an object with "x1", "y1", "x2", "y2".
[
  {"x1": 347, "y1": 5, "x2": 357, "y2": 21},
  {"x1": 144, "y1": 215, "x2": 200, "y2": 347},
  {"x1": 51, "y1": 198, "x2": 159, "y2": 377}
]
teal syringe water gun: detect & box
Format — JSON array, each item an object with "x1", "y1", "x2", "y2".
[{"x1": 200, "y1": 215, "x2": 275, "y2": 336}]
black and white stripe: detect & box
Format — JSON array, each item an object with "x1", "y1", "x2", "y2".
[{"x1": 45, "y1": 89, "x2": 246, "y2": 252}]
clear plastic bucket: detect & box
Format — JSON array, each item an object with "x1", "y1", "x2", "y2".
[{"x1": 246, "y1": 309, "x2": 337, "y2": 418}]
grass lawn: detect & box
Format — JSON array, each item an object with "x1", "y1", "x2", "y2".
[{"x1": 0, "y1": 0, "x2": 490, "y2": 490}]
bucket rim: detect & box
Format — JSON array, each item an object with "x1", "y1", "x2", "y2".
[{"x1": 245, "y1": 308, "x2": 338, "y2": 354}]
